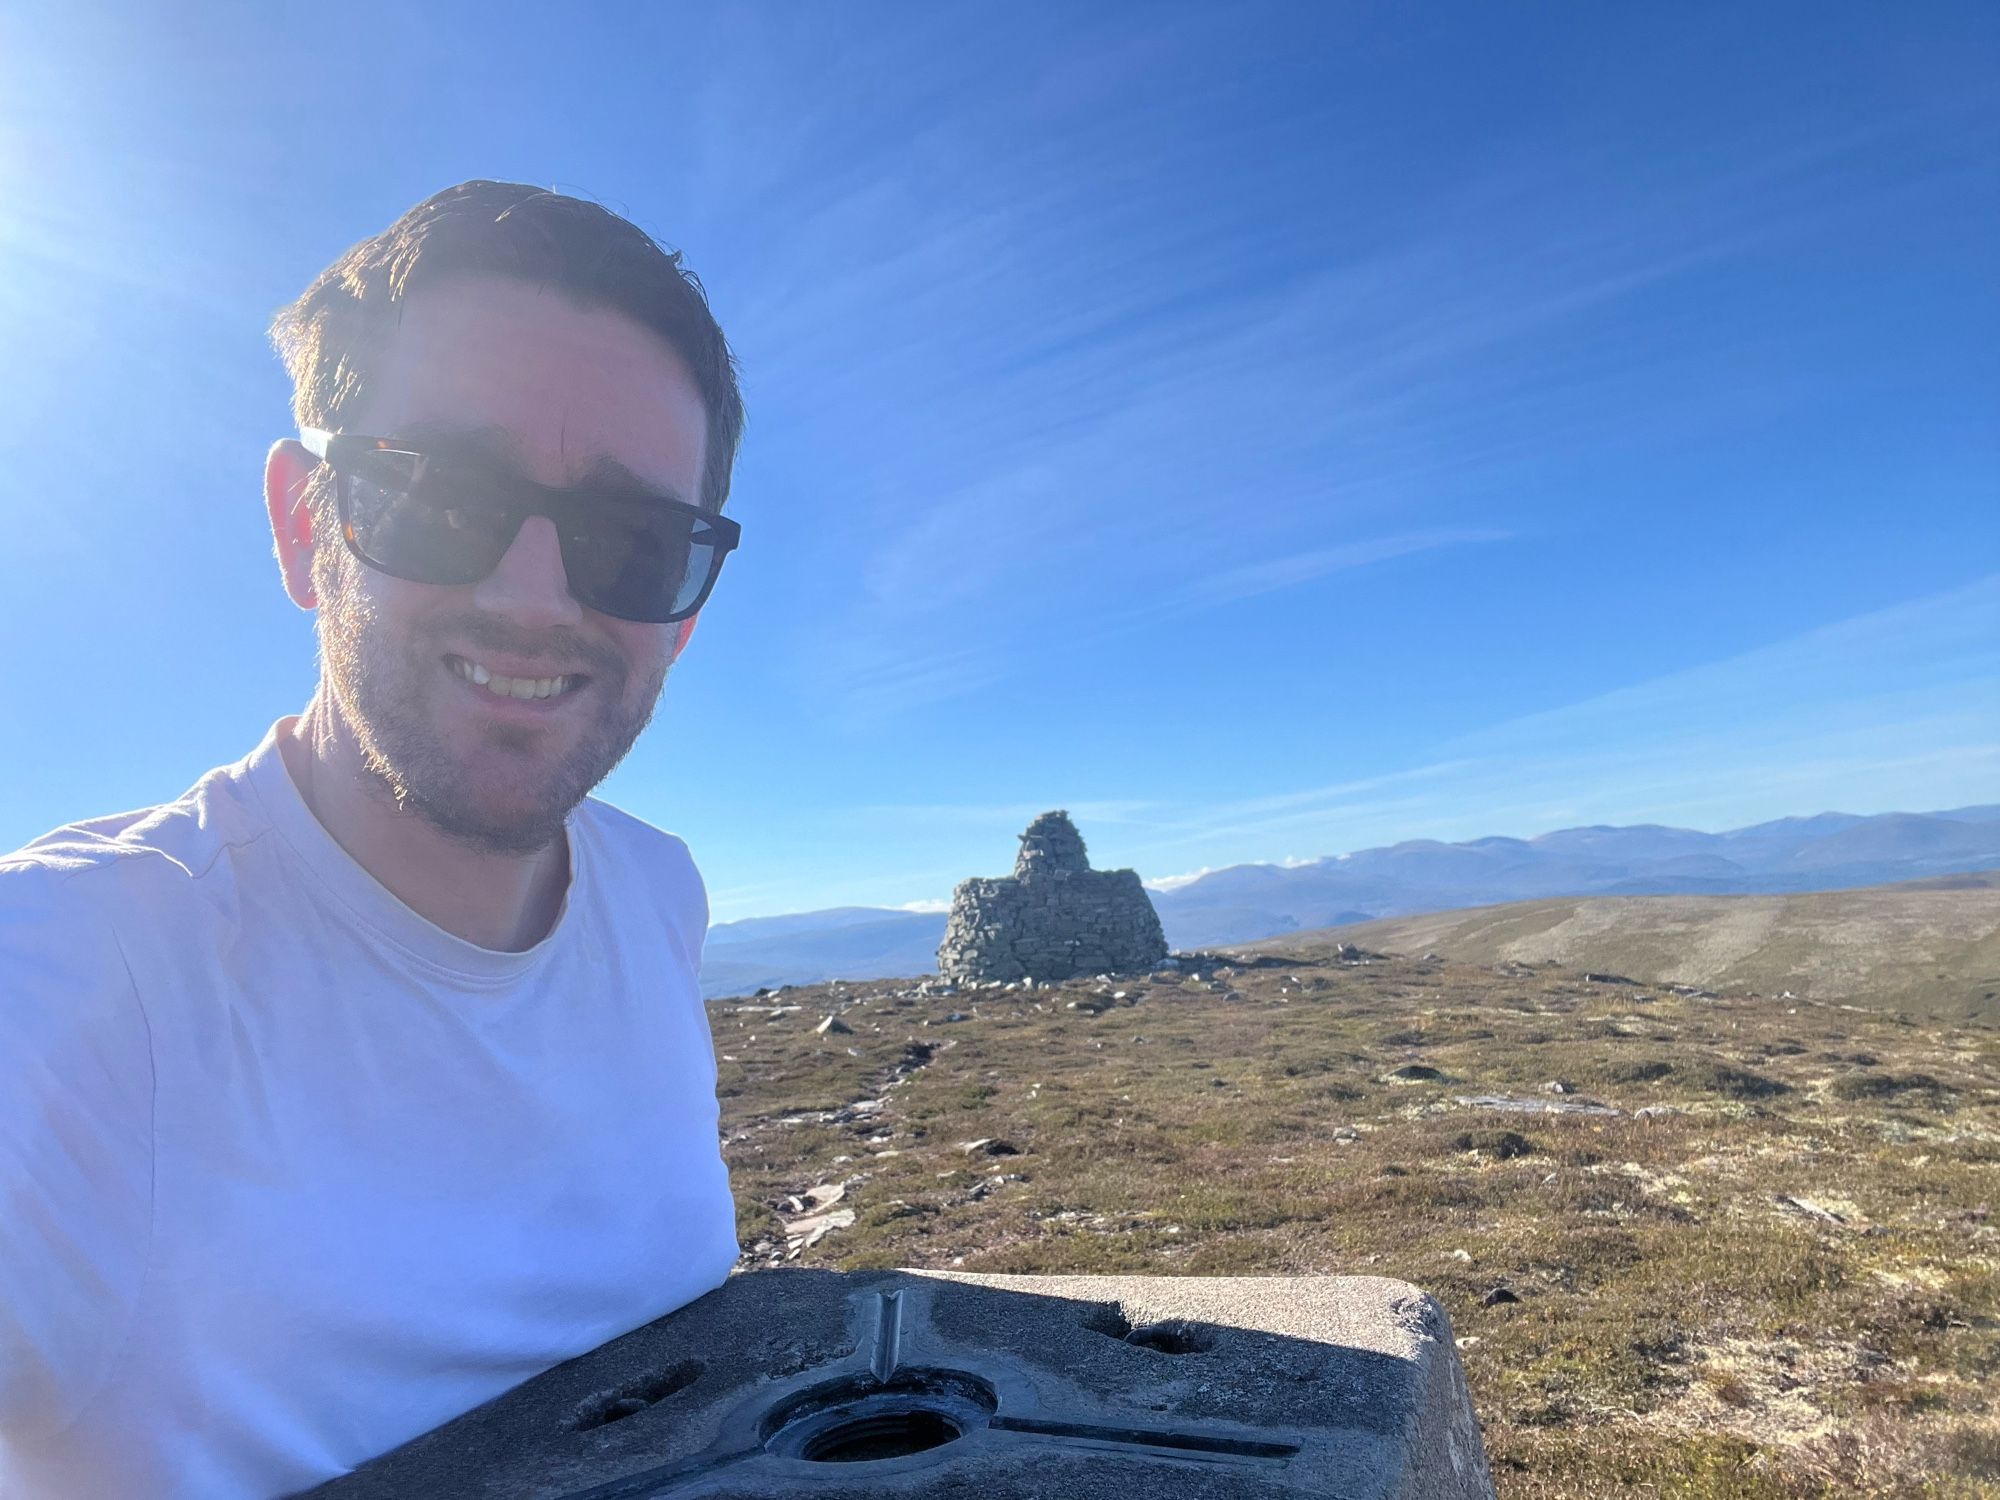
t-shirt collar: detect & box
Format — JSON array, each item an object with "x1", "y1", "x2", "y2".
[{"x1": 237, "y1": 716, "x2": 584, "y2": 983}]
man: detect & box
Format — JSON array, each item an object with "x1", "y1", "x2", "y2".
[{"x1": 0, "y1": 181, "x2": 747, "y2": 1498}]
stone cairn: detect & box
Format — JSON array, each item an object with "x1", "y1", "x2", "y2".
[{"x1": 937, "y1": 811, "x2": 1169, "y2": 984}]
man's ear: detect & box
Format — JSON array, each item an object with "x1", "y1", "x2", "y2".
[
  {"x1": 671, "y1": 612, "x2": 699, "y2": 661},
  {"x1": 265, "y1": 439, "x2": 321, "y2": 610}
]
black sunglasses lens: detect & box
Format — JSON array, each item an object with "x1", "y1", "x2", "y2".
[
  {"x1": 558, "y1": 504, "x2": 720, "y2": 623},
  {"x1": 342, "y1": 457, "x2": 518, "y2": 586}
]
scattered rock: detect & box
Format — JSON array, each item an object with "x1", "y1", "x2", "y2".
[
  {"x1": 1480, "y1": 1287, "x2": 1521, "y2": 1307},
  {"x1": 1456, "y1": 1094, "x2": 1623, "y2": 1117},
  {"x1": 1541, "y1": 1080, "x2": 1571, "y2": 1095},
  {"x1": 815, "y1": 1015, "x2": 853, "y2": 1036},
  {"x1": 781, "y1": 1207, "x2": 855, "y2": 1255},
  {"x1": 780, "y1": 1181, "x2": 847, "y2": 1215},
  {"x1": 1382, "y1": 1064, "x2": 1446, "y2": 1084},
  {"x1": 1583, "y1": 972, "x2": 1638, "y2": 985},
  {"x1": 959, "y1": 1138, "x2": 1021, "y2": 1157}
]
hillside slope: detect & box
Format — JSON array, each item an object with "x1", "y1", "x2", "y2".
[{"x1": 1248, "y1": 874, "x2": 2000, "y2": 1020}]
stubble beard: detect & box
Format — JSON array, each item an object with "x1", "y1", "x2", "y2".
[{"x1": 313, "y1": 547, "x2": 667, "y2": 856}]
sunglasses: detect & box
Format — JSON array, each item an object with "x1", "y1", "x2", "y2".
[{"x1": 297, "y1": 428, "x2": 741, "y2": 625}]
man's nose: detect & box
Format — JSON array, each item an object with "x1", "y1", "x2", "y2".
[{"x1": 470, "y1": 515, "x2": 585, "y2": 627}]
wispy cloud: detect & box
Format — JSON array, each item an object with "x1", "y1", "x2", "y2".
[
  {"x1": 725, "y1": 84, "x2": 1911, "y2": 726},
  {"x1": 1164, "y1": 529, "x2": 1511, "y2": 612}
]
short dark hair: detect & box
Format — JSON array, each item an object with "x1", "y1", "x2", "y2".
[{"x1": 269, "y1": 179, "x2": 744, "y2": 512}]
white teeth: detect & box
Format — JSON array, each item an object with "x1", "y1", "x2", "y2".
[{"x1": 451, "y1": 657, "x2": 571, "y2": 701}]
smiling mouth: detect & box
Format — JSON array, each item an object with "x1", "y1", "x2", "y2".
[{"x1": 444, "y1": 654, "x2": 589, "y2": 702}]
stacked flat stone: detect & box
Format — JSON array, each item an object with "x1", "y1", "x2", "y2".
[{"x1": 937, "y1": 811, "x2": 1169, "y2": 984}]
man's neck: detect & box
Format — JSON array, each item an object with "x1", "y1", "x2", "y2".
[{"x1": 279, "y1": 692, "x2": 570, "y2": 953}]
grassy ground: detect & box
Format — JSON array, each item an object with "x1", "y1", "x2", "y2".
[
  {"x1": 711, "y1": 952, "x2": 2000, "y2": 1498},
  {"x1": 1263, "y1": 878, "x2": 2000, "y2": 1022}
]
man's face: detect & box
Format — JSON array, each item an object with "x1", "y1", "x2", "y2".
[{"x1": 309, "y1": 275, "x2": 710, "y2": 854}]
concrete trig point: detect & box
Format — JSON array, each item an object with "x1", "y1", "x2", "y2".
[{"x1": 309, "y1": 1269, "x2": 1496, "y2": 1498}]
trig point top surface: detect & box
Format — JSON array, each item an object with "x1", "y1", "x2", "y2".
[{"x1": 308, "y1": 1269, "x2": 1495, "y2": 1500}]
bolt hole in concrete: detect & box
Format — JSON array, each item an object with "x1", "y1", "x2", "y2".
[
  {"x1": 570, "y1": 1359, "x2": 705, "y2": 1431},
  {"x1": 762, "y1": 1369, "x2": 998, "y2": 1464},
  {"x1": 803, "y1": 1407, "x2": 962, "y2": 1462},
  {"x1": 1084, "y1": 1305, "x2": 1217, "y2": 1354}
]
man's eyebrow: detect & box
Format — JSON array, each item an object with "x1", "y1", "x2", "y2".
[
  {"x1": 391, "y1": 421, "x2": 695, "y2": 506},
  {"x1": 573, "y1": 454, "x2": 695, "y2": 509}
]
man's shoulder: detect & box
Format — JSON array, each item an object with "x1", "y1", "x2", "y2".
[
  {"x1": 574, "y1": 798, "x2": 708, "y2": 938},
  {"x1": 1, "y1": 761, "x2": 267, "y2": 916},
  {"x1": 0, "y1": 828, "x2": 159, "y2": 1032},
  {"x1": 575, "y1": 797, "x2": 698, "y2": 875}
]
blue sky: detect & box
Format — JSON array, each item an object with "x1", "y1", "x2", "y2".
[{"x1": 0, "y1": 3, "x2": 1993, "y2": 922}]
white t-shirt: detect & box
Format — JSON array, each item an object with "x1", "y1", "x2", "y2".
[{"x1": 0, "y1": 717, "x2": 739, "y2": 1498}]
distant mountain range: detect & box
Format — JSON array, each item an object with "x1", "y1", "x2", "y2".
[{"x1": 698, "y1": 805, "x2": 2000, "y2": 999}]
